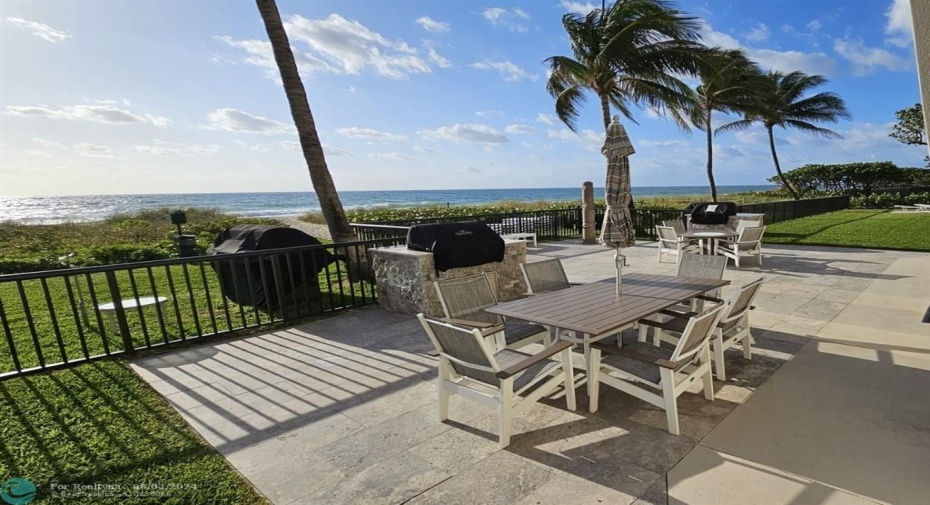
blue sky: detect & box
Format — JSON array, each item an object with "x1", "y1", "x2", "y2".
[{"x1": 0, "y1": 0, "x2": 924, "y2": 196}]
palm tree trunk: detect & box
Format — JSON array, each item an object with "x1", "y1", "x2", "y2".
[
  {"x1": 600, "y1": 93, "x2": 611, "y2": 132},
  {"x1": 256, "y1": 0, "x2": 356, "y2": 244},
  {"x1": 767, "y1": 125, "x2": 799, "y2": 200},
  {"x1": 705, "y1": 107, "x2": 718, "y2": 202}
]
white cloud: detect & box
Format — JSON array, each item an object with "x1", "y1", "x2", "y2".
[
  {"x1": 4, "y1": 104, "x2": 170, "y2": 125},
  {"x1": 368, "y1": 152, "x2": 412, "y2": 160},
  {"x1": 475, "y1": 110, "x2": 503, "y2": 117},
  {"x1": 334, "y1": 127, "x2": 407, "y2": 140},
  {"x1": 276, "y1": 141, "x2": 300, "y2": 151},
  {"x1": 560, "y1": 1, "x2": 598, "y2": 14},
  {"x1": 750, "y1": 48, "x2": 838, "y2": 76},
  {"x1": 206, "y1": 108, "x2": 293, "y2": 134},
  {"x1": 416, "y1": 16, "x2": 450, "y2": 33},
  {"x1": 639, "y1": 139, "x2": 690, "y2": 148},
  {"x1": 536, "y1": 113, "x2": 556, "y2": 125},
  {"x1": 283, "y1": 14, "x2": 433, "y2": 79},
  {"x1": 73, "y1": 142, "x2": 118, "y2": 158},
  {"x1": 469, "y1": 59, "x2": 537, "y2": 81},
  {"x1": 833, "y1": 38, "x2": 911, "y2": 75},
  {"x1": 421, "y1": 123, "x2": 509, "y2": 144},
  {"x1": 547, "y1": 128, "x2": 602, "y2": 147},
  {"x1": 133, "y1": 139, "x2": 220, "y2": 156},
  {"x1": 482, "y1": 7, "x2": 529, "y2": 33},
  {"x1": 745, "y1": 23, "x2": 770, "y2": 42},
  {"x1": 506, "y1": 124, "x2": 534, "y2": 134},
  {"x1": 4, "y1": 17, "x2": 71, "y2": 43},
  {"x1": 422, "y1": 40, "x2": 451, "y2": 68},
  {"x1": 699, "y1": 21, "x2": 837, "y2": 76},
  {"x1": 885, "y1": 0, "x2": 913, "y2": 47},
  {"x1": 32, "y1": 138, "x2": 68, "y2": 151},
  {"x1": 806, "y1": 20, "x2": 822, "y2": 32},
  {"x1": 213, "y1": 35, "x2": 329, "y2": 81},
  {"x1": 414, "y1": 144, "x2": 440, "y2": 153},
  {"x1": 322, "y1": 144, "x2": 352, "y2": 156}
]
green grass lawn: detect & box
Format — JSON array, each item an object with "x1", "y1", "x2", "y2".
[
  {"x1": 0, "y1": 360, "x2": 267, "y2": 504},
  {"x1": 764, "y1": 209, "x2": 930, "y2": 251}
]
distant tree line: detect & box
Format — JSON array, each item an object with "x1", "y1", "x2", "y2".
[{"x1": 766, "y1": 162, "x2": 930, "y2": 197}]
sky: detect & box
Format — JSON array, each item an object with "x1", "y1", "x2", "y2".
[{"x1": 0, "y1": 0, "x2": 925, "y2": 196}]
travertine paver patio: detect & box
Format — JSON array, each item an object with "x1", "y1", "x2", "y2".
[{"x1": 130, "y1": 241, "x2": 929, "y2": 505}]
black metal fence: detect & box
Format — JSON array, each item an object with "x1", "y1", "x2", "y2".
[
  {"x1": 0, "y1": 237, "x2": 404, "y2": 379},
  {"x1": 734, "y1": 195, "x2": 849, "y2": 225},
  {"x1": 350, "y1": 195, "x2": 851, "y2": 243}
]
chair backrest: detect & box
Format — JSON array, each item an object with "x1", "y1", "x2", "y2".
[
  {"x1": 676, "y1": 254, "x2": 726, "y2": 280},
  {"x1": 656, "y1": 226, "x2": 678, "y2": 244},
  {"x1": 434, "y1": 273, "x2": 503, "y2": 325},
  {"x1": 417, "y1": 314, "x2": 500, "y2": 386},
  {"x1": 720, "y1": 277, "x2": 764, "y2": 324},
  {"x1": 737, "y1": 226, "x2": 765, "y2": 244},
  {"x1": 670, "y1": 304, "x2": 725, "y2": 366},
  {"x1": 520, "y1": 258, "x2": 570, "y2": 294},
  {"x1": 735, "y1": 218, "x2": 761, "y2": 235},
  {"x1": 663, "y1": 220, "x2": 686, "y2": 235}
]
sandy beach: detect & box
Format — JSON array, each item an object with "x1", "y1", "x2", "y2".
[{"x1": 277, "y1": 216, "x2": 332, "y2": 241}]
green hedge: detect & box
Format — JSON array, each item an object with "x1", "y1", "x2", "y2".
[{"x1": 850, "y1": 192, "x2": 930, "y2": 209}]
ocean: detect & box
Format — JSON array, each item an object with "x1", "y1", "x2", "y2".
[{"x1": 0, "y1": 185, "x2": 776, "y2": 224}]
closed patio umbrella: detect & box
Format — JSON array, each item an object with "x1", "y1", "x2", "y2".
[{"x1": 599, "y1": 115, "x2": 636, "y2": 295}]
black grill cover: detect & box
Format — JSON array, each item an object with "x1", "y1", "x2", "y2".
[
  {"x1": 407, "y1": 221, "x2": 505, "y2": 272},
  {"x1": 207, "y1": 224, "x2": 336, "y2": 310},
  {"x1": 688, "y1": 202, "x2": 738, "y2": 225}
]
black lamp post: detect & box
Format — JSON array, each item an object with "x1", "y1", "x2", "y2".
[{"x1": 169, "y1": 210, "x2": 198, "y2": 257}]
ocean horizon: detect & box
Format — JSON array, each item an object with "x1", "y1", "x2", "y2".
[{"x1": 0, "y1": 185, "x2": 777, "y2": 225}]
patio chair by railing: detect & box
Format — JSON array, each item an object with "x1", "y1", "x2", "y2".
[
  {"x1": 656, "y1": 226, "x2": 701, "y2": 264},
  {"x1": 717, "y1": 226, "x2": 766, "y2": 268},
  {"x1": 433, "y1": 273, "x2": 549, "y2": 350},
  {"x1": 417, "y1": 314, "x2": 576, "y2": 448},
  {"x1": 640, "y1": 277, "x2": 764, "y2": 381},
  {"x1": 588, "y1": 303, "x2": 724, "y2": 436}
]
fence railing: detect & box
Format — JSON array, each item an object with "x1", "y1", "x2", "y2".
[
  {"x1": 733, "y1": 195, "x2": 849, "y2": 225},
  {"x1": 350, "y1": 195, "x2": 851, "y2": 243},
  {"x1": 0, "y1": 236, "x2": 404, "y2": 379}
]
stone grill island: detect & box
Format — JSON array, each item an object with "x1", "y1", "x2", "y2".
[{"x1": 370, "y1": 239, "x2": 527, "y2": 316}]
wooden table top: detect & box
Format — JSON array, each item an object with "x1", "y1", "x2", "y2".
[{"x1": 485, "y1": 273, "x2": 729, "y2": 336}]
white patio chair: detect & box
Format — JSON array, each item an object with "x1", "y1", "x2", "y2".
[
  {"x1": 716, "y1": 226, "x2": 765, "y2": 268},
  {"x1": 588, "y1": 304, "x2": 724, "y2": 436},
  {"x1": 656, "y1": 226, "x2": 701, "y2": 264},
  {"x1": 638, "y1": 277, "x2": 764, "y2": 381},
  {"x1": 662, "y1": 220, "x2": 687, "y2": 235},
  {"x1": 418, "y1": 314, "x2": 576, "y2": 448},
  {"x1": 434, "y1": 273, "x2": 549, "y2": 350}
]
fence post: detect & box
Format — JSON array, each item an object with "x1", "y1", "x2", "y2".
[{"x1": 105, "y1": 270, "x2": 134, "y2": 353}]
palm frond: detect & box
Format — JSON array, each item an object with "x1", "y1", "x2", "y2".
[{"x1": 783, "y1": 120, "x2": 842, "y2": 138}]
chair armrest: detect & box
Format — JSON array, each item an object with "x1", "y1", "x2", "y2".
[
  {"x1": 589, "y1": 342, "x2": 678, "y2": 369},
  {"x1": 496, "y1": 341, "x2": 573, "y2": 379},
  {"x1": 695, "y1": 294, "x2": 724, "y2": 303},
  {"x1": 443, "y1": 317, "x2": 496, "y2": 328},
  {"x1": 658, "y1": 308, "x2": 696, "y2": 318},
  {"x1": 636, "y1": 318, "x2": 684, "y2": 332}
]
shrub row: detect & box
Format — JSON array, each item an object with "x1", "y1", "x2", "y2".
[{"x1": 850, "y1": 192, "x2": 930, "y2": 209}]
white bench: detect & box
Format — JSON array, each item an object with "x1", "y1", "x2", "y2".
[
  {"x1": 95, "y1": 296, "x2": 169, "y2": 334},
  {"x1": 502, "y1": 232, "x2": 537, "y2": 247},
  {"x1": 894, "y1": 205, "x2": 921, "y2": 212}
]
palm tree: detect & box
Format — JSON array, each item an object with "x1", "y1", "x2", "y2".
[
  {"x1": 683, "y1": 48, "x2": 760, "y2": 202},
  {"x1": 719, "y1": 70, "x2": 851, "y2": 200},
  {"x1": 255, "y1": 0, "x2": 356, "y2": 245},
  {"x1": 544, "y1": 0, "x2": 706, "y2": 133}
]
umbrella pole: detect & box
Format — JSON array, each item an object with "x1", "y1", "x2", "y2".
[{"x1": 614, "y1": 248, "x2": 626, "y2": 296}]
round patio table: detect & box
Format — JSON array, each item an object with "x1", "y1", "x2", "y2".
[{"x1": 681, "y1": 230, "x2": 738, "y2": 256}]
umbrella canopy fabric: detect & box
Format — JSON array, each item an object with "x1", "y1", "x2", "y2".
[{"x1": 600, "y1": 116, "x2": 636, "y2": 249}]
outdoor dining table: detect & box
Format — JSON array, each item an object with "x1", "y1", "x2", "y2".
[
  {"x1": 681, "y1": 230, "x2": 739, "y2": 256},
  {"x1": 484, "y1": 273, "x2": 729, "y2": 395}
]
